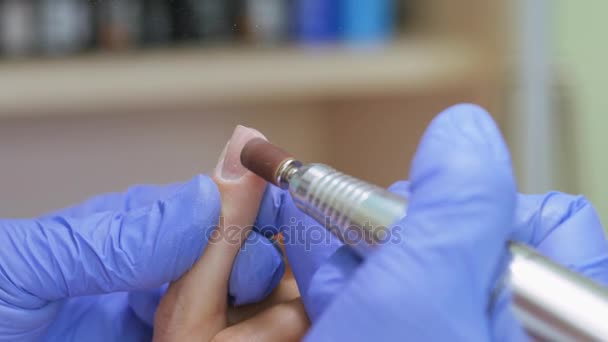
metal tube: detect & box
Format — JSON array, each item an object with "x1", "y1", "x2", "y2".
[{"x1": 283, "y1": 162, "x2": 608, "y2": 341}]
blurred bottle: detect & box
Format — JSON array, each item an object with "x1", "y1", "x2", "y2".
[
  {"x1": 188, "y1": 0, "x2": 239, "y2": 43},
  {"x1": 37, "y1": 0, "x2": 93, "y2": 56},
  {"x1": 294, "y1": 0, "x2": 339, "y2": 44},
  {"x1": 97, "y1": 0, "x2": 143, "y2": 50},
  {"x1": 245, "y1": 0, "x2": 288, "y2": 45},
  {"x1": 341, "y1": 0, "x2": 395, "y2": 44},
  {"x1": 397, "y1": 0, "x2": 414, "y2": 33},
  {"x1": 0, "y1": 0, "x2": 36, "y2": 57},
  {"x1": 170, "y1": 0, "x2": 237, "y2": 44},
  {"x1": 170, "y1": 0, "x2": 196, "y2": 41},
  {"x1": 142, "y1": 0, "x2": 172, "y2": 46}
]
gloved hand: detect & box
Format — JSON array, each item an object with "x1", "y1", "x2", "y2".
[
  {"x1": 256, "y1": 103, "x2": 521, "y2": 339},
  {"x1": 257, "y1": 103, "x2": 608, "y2": 340},
  {"x1": 0, "y1": 175, "x2": 285, "y2": 341},
  {"x1": 488, "y1": 192, "x2": 608, "y2": 338}
]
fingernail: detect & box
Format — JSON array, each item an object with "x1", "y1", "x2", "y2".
[{"x1": 216, "y1": 125, "x2": 266, "y2": 181}]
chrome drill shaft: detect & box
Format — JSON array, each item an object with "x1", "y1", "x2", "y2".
[{"x1": 280, "y1": 162, "x2": 608, "y2": 341}]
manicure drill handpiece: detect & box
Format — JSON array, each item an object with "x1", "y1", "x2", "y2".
[{"x1": 241, "y1": 139, "x2": 608, "y2": 341}]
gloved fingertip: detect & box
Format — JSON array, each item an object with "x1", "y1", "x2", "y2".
[
  {"x1": 407, "y1": 103, "x2": 516, "y2": 237},
  {"x1": 511, "y1": 192, "x2": 584, "y2": 245},
  {"x1": 397, "y1": 104, "x2": 517, "y2": 304},
  {"x1": 283, "y1": 217, "x2": 343, "y2": 297},
  {"x1": 305, "y1": 245, "x2": 361, "y2": 322},
  {"x1": 575, "y1": 255, "x2": 608, "y2": 286},
  {"x1": 436, "y1": 103, "x2": 511, "y2": 164},
  {"x1": 413, "y1": 105, "x2": 513, "y2": 190},
  {"x1": 249, "y1": 234, "x2": 286, "y2": 302},
  {"x1": 513, "y1": 192, "x2": 599, "y2": 241},
  {"x1": 229, "y1": 231, "x2": 286, "y2": 306},
  {"x1": 513, "y1": 192, "x2": 608, "y2": 272},
  {"x1": 159, "y1": 174, "x2": 222, "y2": 280},
  {"x1": 255, "y1": 185, "x2": 289, "y2": 236},
  {"x1": 388, "y1": 180, "x2": 410, "y2": 198},
  {"x1": 263, "y1": 254, "x2": 286, "y2": 298}
]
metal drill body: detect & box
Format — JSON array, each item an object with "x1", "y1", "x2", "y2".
[
  {"x1": 281, "y1": 162, "x2": 608, "y2": 341},
  {"x1": 287, "y1": 163, "x2": 407, "y2": 256}
]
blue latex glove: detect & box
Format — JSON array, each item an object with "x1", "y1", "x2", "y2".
[
  {"x1": 488, "y1": 192, "x2": 608, "y2": 338},
  {"x1": 255, "y1": 184, "x2": 344, "y2": 314},
  {"x1": 259, "y1": 104, "x2": 608, "y2": 340},
  {"x1": 0, "y1": 175, "x2": 285, "y2": 341},
  {"x1": 258, "y1": 103, "x2": 523, "y2": 340}
]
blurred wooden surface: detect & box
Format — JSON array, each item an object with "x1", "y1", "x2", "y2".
[
  {"x1": 0, "y1": 86, "x2": 501, "y2": 217},
  {"x1": 0, "y1": 39, "x2": 490, "y2": 117}
]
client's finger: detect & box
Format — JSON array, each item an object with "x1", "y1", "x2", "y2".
[
  {"x1": 214, "y1": 299, "x2": 309, "y2": 342},
  {"x1": 154, "y1": 126, "x2": 268, "y2": 342},
  {"x1": 227, "y1": 276, "x2": 300, "y2": 325}
]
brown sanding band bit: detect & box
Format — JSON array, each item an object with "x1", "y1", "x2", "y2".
[{"x1": 240, "y1": 138, "x2": 302, "y2": 189}]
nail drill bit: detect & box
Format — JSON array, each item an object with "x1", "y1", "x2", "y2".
[{"x1": 241, "y1": 138, "x2": 608, "y2": 341}]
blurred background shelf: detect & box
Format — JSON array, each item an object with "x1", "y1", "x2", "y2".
[
  {"x1": 0, "y1": 39, "x2": 490, "y2": 118},
  {"x1": 0, "y1": 0, "x2": 516, "y2": 217}
]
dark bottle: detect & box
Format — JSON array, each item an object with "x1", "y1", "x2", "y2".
[
  {"x1": 194, "y1": 0, "x2": 237, "y2": 41},
  {"x1": 142, "y1": 0, "x2": 172, "y2": 46},
  {"x1": 37, "y1": 0, "x2": 93, "y2": 56},
  {"x1": 96, "y1": 0, "x2": 143, "y2": 50},
  {"x1": 172, "y1": 0, "x2": 239, "y2": 44},
  {"x1": 0, "y1": 0, "x2": 36, "y2": 57},
  {"x1": 169, "y1": 0, "x2": 196, "y2": 41}
]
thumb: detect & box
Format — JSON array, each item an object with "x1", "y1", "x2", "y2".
[
  {"x1": 254, "y1": 184, "x2": 345, "y2": 319},
  {"x1": 404, "y1": 103, "x2": 516, "y2": 293},
  {"x1": 307, "y1": 104, "x2": 524, "y2": 340},
  {"x1": 0, "y1": 174, "x2": 221, "y2": 308},
  {"x1": 302, "y1": 181, "x2": 410, "y2": 322}
]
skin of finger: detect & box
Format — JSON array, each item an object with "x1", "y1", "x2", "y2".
[
  {"x1": 227, "y1": 277, "x2": 300, "y2": 325},
  {"x1": 154, "y1": 140, "x2": 267, "y2": 340},
  {"x1": 213, "y1": 299, "x2": 310, "y2": 342}
]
